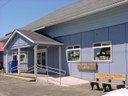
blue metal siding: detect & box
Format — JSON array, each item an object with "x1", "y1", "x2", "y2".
[
  {"x1": 28, "y1": 47, "x2": 34, "y2": 68},
  {"x1": 70, "y1": 63, "x2": 81, "y2": 78},
  {"x1": 44, "y1": 4, "x2": 128, "y2": 38},
  {"x1": 47, "y1": 47, "x2": 60, "y2": 69},
  {"x1": 47, "y1": 47, "x2": 54, "y2": 67},
  {"x1": 109, "y1": 24, "x2": 126, "y2": 74},
  {"x1": 55, "y1": 23, "x2": 128, "y2": 80},
  {"x1": 94, "y1": 28, "x2": 109, "y2": 42},
  {"x1": 70, "y1": 33, "x2": 81, "y2": 45},
  {"x1": 81, "y1": 31, "x2": 94, "y2": 62}
]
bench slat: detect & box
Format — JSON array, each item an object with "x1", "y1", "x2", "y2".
[
  {"x1": 90, "y1": 73, "x2": 126, "y2": 92},
  {"x1": 95, "y1": 73, "x2": 125, "y2": 81}
]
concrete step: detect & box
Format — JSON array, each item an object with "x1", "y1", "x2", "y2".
[{"x1": 2, "y1": 73, "x2": 36, "y2": 82}]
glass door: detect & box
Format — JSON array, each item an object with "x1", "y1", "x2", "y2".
[{"x1": 37, "y1": 49, "x2": 47, "y2": 73}]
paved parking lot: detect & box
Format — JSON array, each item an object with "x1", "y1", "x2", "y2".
[{"x1": 0, "y1": 75, "x2": 105, "y2": 96}]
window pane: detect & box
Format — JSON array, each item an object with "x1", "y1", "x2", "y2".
[
  {"x1": 74, "y1": 46, "x2": 80, "y2": 49},
  {"x1": 68, "y1": 46, "x2": 73, "y2": 49},
  {"x1": 102, "y1": 42, "x2": 111, "y2": 46},
  {"x1": 94, "y1": 47, "x2": 111, "y2": 60},
  {"x1": 13, "y1": 55, "x2": 17, "y2": 61},
  {"x1": 93, "y1": 43, "x2": 101, "y2": 47},
  {"x1": 20, "y1": 55, "x2": 25, "y2": 62},
  {"x1": 68, "y1": 50, "x2": 80, "y2": 61}
]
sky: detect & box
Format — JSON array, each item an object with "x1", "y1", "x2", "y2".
[{"x1": 0, "y1": 0, "x2": 79, "y2": 37}]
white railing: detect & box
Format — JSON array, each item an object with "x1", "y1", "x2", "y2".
[
  {"x1": 36, "y1": 64, "x2": 66, "y2": 85},
  {"x1": 36, "y1": 64, "x2": 66, "y2": 76},
  {"x1": 27, "y1": 66, "x2": 34, "y2": 73},
  {"x1": 10, "y1": 64, "x2": 66, "y2": 85}
]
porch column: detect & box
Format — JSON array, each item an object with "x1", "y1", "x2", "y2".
[
  {"x1": 5, "y1": 50, "x2": 8, "y2": 73},
  {"x1": 18, "y1": 48, "x2": 20, "y2": 74},
  {"x1": 59, "y1": 46, "x2": 62, "y2": 85},
  {"x1": 34, "y1": 44, "x2": 38, "y2": 76}
]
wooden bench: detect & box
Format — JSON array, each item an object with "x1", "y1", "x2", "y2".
[{"x1": 90, "y1": 73, "x2": 126, "y2": 92}]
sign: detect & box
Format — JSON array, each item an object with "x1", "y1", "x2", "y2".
[{"x1": 77, "y1": 62, "x2": 97, "y2": 71}]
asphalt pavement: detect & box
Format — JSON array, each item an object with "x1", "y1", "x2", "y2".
[{"x1": 0, "y1": 75, "x2": 105, "y2": 96}]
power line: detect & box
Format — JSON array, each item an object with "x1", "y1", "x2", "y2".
[{"x1": 0, "y1": 0, "x2": 12, "y2": 9}]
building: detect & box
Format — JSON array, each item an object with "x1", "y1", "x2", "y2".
[{"x1": 3, "y1": 0, "x2": 128, "y2": 81}]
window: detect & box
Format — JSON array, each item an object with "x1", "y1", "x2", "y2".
[
  {"x1": 12, "y1": 51, "x2": 27, "y2": 63},
  {"x1": 13, "y1": 55, "x2": 17, "y2": 61},
  {"x1": 66, "y1": 45, "x2": 80, "y2": 62},
  {"x1": 20, "y1": 52, "x2": 27, "y2": 63},
  {"x1": 93, "y1": 41, "x2": 111, "y2": 61}
]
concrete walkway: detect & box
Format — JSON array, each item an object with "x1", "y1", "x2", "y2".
[{"x1": 37, "y1": 76, "x2": 89, "y2": 86}]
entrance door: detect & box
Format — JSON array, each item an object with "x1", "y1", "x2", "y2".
[{"x1": 37, "y1": 49, "x2": 47, "y2": 73}]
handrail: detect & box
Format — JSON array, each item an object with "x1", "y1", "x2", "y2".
[
  {"x1": 36, "y1": 64, "x2": 66, "y2": 76},
  {"x1": 37, "y1": 66, "x2": 65, "y2": 76},
  {"x1": 27, "y1": 66, "x2": 34, "y2": 73},
  {"x1": 36, "y1": 64, "x2": 66, "y2": 85}
]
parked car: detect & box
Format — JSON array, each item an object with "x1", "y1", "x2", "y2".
[{"x1": 103, "y1": 88, "x2": 128, "y2": 96}]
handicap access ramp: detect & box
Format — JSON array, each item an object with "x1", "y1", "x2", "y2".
[{"x1": 36, "y1": 76, "x2": 89, "y2": 86}]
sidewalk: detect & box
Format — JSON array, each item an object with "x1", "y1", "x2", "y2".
[{"x1": 37, "y1": 76, "x2": 89, "y2": 86}]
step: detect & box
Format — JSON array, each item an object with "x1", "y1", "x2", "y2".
[{"x1": 2, "y1": 73, "x2": 36, "y2": 82}]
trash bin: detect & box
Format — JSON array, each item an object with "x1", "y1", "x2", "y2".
[{"x1": 9, "y1": 61, "x2": 17, "y2": 73}]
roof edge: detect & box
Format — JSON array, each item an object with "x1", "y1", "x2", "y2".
[
  {"x1": 30, "y1": 0, "x2": 128, "y2": 31},
  {"x1": 3, "y1": 30, "x2": 35, "y2": 49}
]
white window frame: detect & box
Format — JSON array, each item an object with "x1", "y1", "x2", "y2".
[
  {"x1": 66, "y1": 45, "x2": 81, "y2": 62},
  {"x1": 93, "y1": 41, "x2": 112, "y2": 62}
]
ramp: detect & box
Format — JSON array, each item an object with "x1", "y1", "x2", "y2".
[{"x1": 36, "y1": 76, "x2": 89, "y2": 86}]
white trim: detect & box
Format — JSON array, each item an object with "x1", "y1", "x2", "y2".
[
  {"x1": 34, "y1": 41, "x2": 63, "y2": 45},
  {"x1": 34, "y1": 44, "x2": 38, "y2": 76},
  {"x1": 11, "y1": 45, "x2": 31, "y2": 50},
  {"x1": 5, "y1": 50, "x2": 8, "y2": 73},
  {"x1": 16, "y1": 30, "x2": 34, "y2": 43},
  {"x1": 3, "y1": 30, "x2": 35, "y2": 49},
  {"x1": 18, "y1": 48, "x2": 20, "y2": 74}
]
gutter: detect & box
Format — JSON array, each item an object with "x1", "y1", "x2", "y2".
[{"x1": 32, "y1": 26, "x2": 45, "y2": 32}]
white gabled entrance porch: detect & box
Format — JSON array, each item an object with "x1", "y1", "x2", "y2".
[{"x1": 3, "y1": 29, "x2": 65, "y2": 85}]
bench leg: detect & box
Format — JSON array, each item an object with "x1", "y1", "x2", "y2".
[
  {"x1": 90, "y1": 83, "x2": 100, "y2": 90},
  {"x1": 102, "y1": 84, "x2": 112, "y2": 92},
  {"x1": 117, "y1": 85, "x2": 125, "y2": 89}
]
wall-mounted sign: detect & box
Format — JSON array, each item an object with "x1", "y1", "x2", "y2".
[{"x1": 77, "y1": 62, "x2": 97, "y2": 71}]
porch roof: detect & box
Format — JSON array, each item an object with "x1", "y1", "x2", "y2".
[{"x1": 3, "y1": 29, "x2": 63, "y2": 49}]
